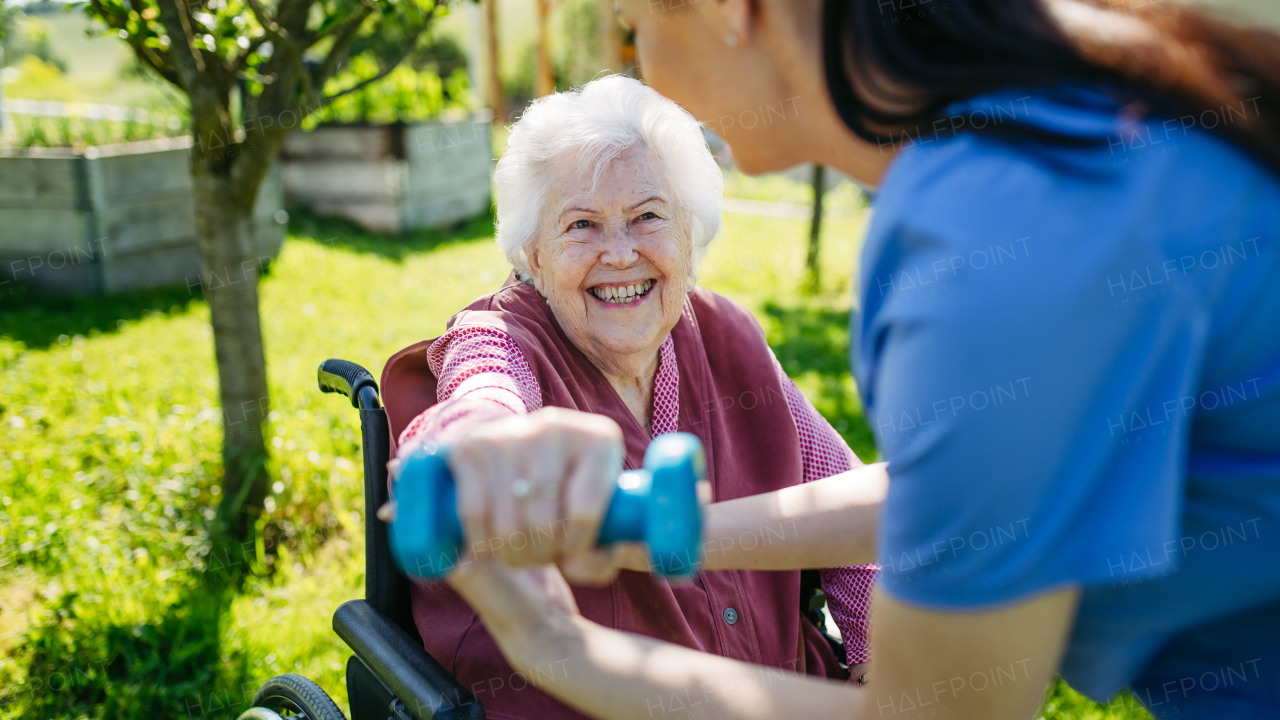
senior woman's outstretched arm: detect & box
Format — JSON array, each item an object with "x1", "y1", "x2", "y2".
[
  {"x1": 449, "y1": 556, "x2": 1079, "y2": 720},
  {"x1": 699, "y1": 464, "x2": 886, "y2": 571},
  {"x1": 551, "y1": 462, "x2": 885, "y2": 579}
]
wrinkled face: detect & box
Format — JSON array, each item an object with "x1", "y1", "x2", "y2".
[{"x1": 527, "y1": 145, "x2": 691, "y2": 369}]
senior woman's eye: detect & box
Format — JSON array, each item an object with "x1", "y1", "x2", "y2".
[
  {"x1": 570, "y1": 219, "x2": 591, "y2": 230},
  {"x1": 638, "y1": 212, "x2": 658, "y2": 221}
]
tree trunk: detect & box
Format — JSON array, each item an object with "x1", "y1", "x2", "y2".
[
  {"x1": 806, "y1": 164, "x2": 826, "y2": 293},
  {"x1": 193, "y1": 170, "x2": 271, "y2": 591},
  {"x1": 598, "y1": 0, "x2": 621, "y2": 74},
  {"x1": 483, "y1": 0, "x2": 507, "y2": 124},
  {"x1": 535, "y1": 0, "x2": 555, "y2": 97}
]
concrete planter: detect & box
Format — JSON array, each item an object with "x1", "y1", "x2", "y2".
[
  {"x1": 0, "y1": 136, "x2": 285, "y2": 295},
  {"x1": 281, "y1": 114, "x2": 492, "y2": 233}
]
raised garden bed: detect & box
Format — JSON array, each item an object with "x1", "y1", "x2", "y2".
[
  {"x1": 0, "y1": 136, "x2": 285, "y2": 295},
  {"x1": 280, "y1": 114, "x2": 492, "y2": 233}
]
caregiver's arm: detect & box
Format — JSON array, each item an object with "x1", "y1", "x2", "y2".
[
  {"x1": 451, "y1": 559, "x2": 1078, "y2": 720},
  {"x1": 699, "y1": 463, "x2": 886, "y2": 571}
]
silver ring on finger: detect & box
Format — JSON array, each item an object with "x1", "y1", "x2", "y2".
[{"x1": 510, "y1": 478, "x2": 532, "y2": 500}]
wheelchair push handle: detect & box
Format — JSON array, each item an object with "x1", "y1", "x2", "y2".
[
  {"x1": 389, "y1": 433, "x2": 706, "y2": 580},
  {"x1": 317, "y1": 358, "x2": 380, "y2": 410}
]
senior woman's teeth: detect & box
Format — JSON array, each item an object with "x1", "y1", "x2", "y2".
[{"x1": 590, "y1": 279, "x2": 655, "y2": 304}]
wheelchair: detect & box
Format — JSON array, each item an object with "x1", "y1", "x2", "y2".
[{"x1": 235, "y1": 358, "x2": 844, "y2": 720}]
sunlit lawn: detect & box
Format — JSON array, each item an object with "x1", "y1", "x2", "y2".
[{"x1": 0, "y1": 198, "x2": 1146, "y2": 718}]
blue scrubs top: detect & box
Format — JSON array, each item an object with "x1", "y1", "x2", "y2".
[{"x1": 854, "y1": 83, "x2": 1280, "y2": 716}]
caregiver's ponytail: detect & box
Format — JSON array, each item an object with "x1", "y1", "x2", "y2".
[{"x1": 824, "y1": 0, "x2": 1280, "y2": 173}]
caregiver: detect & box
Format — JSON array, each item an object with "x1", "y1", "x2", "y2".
[{"x1": 442, "y1": 0, "x2": 1280, "y2": 718}]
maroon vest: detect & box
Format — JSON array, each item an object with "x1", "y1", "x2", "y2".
[{"x1": 382, "y1": 276, "x2": 843, "y2": 719}]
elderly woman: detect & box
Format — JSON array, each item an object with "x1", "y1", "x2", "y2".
[{"x1": 379, "y1": 75, "x2": 879, "y2": 720}]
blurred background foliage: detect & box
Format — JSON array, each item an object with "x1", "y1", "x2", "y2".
[
  {"x1": 0, "y1": 0, "x2": 477, "y2": 146},
  {"x1": 1, "y1": 5, "x2": 64, "y2": 70},
  {"x1": 0, "y1": 1, "x2": 189, "y2": 148},
  {"x1": 497, "y1": 0, "x2": 600, "y2": 104},
  {"x1": 312, "y1": 55, "x2": 474, "y2": 126},
  {"x1": 318, "y1": 30, "x2": 476, "y2": 126},
  {"x1": 1, "y1": 2, "x2": 183, "y2": 106},
  {"x1": 0, "y1": 0, "x2": 622, "y2": 146}
]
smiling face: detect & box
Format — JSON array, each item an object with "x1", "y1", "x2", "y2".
[{"x1": 526, "y1": 144, "x2": 691, "y2": 375}]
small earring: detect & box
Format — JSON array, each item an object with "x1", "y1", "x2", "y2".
[{"x1": 724, "y1": 32, "x2": 739, "y2": 48}]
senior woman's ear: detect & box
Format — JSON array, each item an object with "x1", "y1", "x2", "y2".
[
  {"x1": 683, "y1": 225, "x2": 699, "y2": 293},
  {"x1": 524, "y1": 245, "x2": 548, "y2": 298}
]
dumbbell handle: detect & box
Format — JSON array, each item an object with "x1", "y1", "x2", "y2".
[
  {"x1": 390, "y1": 433, "x2": 704, "y2": 579},
  {"x1": 597, "y1": 473, "x2": 650, "y2": 545}
]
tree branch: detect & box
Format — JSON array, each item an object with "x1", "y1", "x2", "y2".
[
  {"x1": 314, "y1": 2, "x2": 373, "y2": 79},
  {"x1": 133, "y1": 39, "x2": 184, "y2": 87},
  {"x1": 87, "y1": 0, "x2": 182, "y2": 87},
  {"x1": 242, "y1": 0, "x2": 293, "y2": 47},
  {"x1": 170, "y1": 0, "x2": 207, "y2": 73},
  {"x1": 319, "y1": 5, "x2": 436, "y2": 104},
  {"x1": 243, "y1": 0, "x2": 319, "y2": 109}
]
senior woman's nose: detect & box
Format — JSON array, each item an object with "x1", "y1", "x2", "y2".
[{"x1": 598, "y1": 222, "x2": 642, "y2": 267}]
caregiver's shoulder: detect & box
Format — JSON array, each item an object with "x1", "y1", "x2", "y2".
[{"x1": 876, "y1": 83, "x2": 1280, "y2": 244}]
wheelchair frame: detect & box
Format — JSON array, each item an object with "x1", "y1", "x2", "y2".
[
  {"x1": 315, "y1": 358, "x2": 484, "y2": 720},
  {"x1": 241, "y1": 356, "x2": 844, "y2": 720}
]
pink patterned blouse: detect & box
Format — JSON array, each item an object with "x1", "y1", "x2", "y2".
[{"x1": 399, "y1": 326, "x2": 879, "y2": 665}]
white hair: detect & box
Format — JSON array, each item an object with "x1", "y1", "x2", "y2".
[{"x1": 493, "y1": 75, "x2": 723, "y2": 283}]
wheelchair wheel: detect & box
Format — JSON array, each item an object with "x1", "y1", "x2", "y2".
[{"x1": 237, "y1": 673, "x2": 347, "y2": 720}]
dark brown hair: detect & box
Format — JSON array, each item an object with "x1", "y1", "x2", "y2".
[{"x1": 824, "y1": 0, "x2": 1280, "y2": 172}]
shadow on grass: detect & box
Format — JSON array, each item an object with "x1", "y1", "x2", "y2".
[
  {"x1": 4, "y1": 585, "x2": 251, "y2": 720},
  {"x1": 762, "y1": 301, "x2": 877, "y2": 461},
  {"x1": 0, "y1": 286, "x2": 202, "y2": 352},
  {"x1": 287, "y1": 204, "x2": 496, "y2": 262}
]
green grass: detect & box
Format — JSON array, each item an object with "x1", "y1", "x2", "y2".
[{"x1": 0, "y1": 200, "x2": 1147, "y2": 719}]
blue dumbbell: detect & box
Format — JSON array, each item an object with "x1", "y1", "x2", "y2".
[{"x1": 390, "y1": 432, "x2": 706, "y2": 579}]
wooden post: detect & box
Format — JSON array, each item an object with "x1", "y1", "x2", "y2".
[
  {"x1": 535, "y1": 0, "x2": 556, "y2": 97},
  {"x1": 806, "y1": 163, "x2": 826, "y2": 292},
  {"x1": 599, "y1": 0, "x2": 622, "y2": 74},
  {"x1": 483, "y1": 0, "x2": 507, "y2": 124},
  {"x1": 0, "y1": 47, "x2": 13, "y2": 143},
  {"x1": 464, "y1": 2, "x2": 484, "y2": 109}
]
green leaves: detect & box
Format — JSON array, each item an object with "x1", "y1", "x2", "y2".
[
  {"x1": 83, "y1": 0, "x2": 445, "y2": 107},
  {"x1": 315, "y1": 61, "x2": 472, "y2": 125}
]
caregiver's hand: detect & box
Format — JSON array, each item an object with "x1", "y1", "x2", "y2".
[
  {"x1": 447, "y1": 407, "x2": 645, "y2": 583},
  {"x1": 448, "y1": 556, "x2": 583, "y2": 672}
]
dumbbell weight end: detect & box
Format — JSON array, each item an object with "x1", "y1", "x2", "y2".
[{"x1": 391, "y1": 433, "x2": 705, "y2": 580}]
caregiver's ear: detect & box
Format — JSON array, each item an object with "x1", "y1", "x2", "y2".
[{"x1": 712, "y1": 0, "x2": 758, "y2": 45}]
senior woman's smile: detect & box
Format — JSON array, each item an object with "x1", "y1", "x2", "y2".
[
  {"x1": 587, "y1": 280, "x2": 654, "y2": 305},
  {"x1": 528, "y1": 144, "x2": 692, "y2": 369}
]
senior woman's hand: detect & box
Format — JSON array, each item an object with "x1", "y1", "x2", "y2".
[{"x1": 448, "y1": 406, "x2": 648, "y2": 581}]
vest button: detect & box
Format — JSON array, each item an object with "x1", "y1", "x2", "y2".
[{"x1": 723, "y1": 607, "x2": 738, "y2": 625}]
